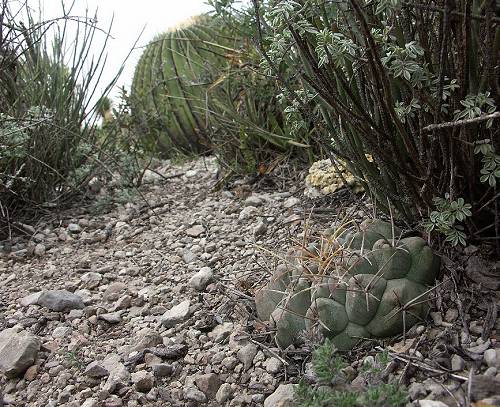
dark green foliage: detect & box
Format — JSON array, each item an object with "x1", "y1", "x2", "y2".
[{"x1": 296, "y1": 342, "x2": 408, "y2": 407}]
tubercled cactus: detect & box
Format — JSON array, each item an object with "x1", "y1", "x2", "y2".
[{"x1": 255, "y1": 219, "x2": 440, "y2": 351}]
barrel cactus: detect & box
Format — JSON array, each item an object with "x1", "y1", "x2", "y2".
[
  {"x1": 131, "y1": 16, "x2": 235, "y2": 154},
  {"x1": 255, "y1": 219, "x2": 440, "y2": 351}
]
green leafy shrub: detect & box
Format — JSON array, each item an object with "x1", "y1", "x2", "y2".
[
  {"x1": 229, "y1": 0, "x2": 500, "y2": 242},
  {"x1": 255, "y1": 220, "x2": 440, "y2": 350},
  {"x1": 296, "y1": 341, "x2": 408, "y2": 407}
]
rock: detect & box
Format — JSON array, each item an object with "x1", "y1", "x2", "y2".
[
  {"x1": 418, "y1": 401, "x2": 448, "y2": 407},
  {"x1": 99, "y1": 311, "x2": 122, "y2": 324},
  {"x1": 237, "y1": 344, "x2": 258, "y2": 371},
  {"x1": 52, "y1": 326, "x2": 72, "y2": 339},
  {"x1": 264, "y1": 357, "x2": 283, "y2": 374},
  {"x1": 185, "y1": 225, "x2": 205, "y2": 237},
  {"x1": 253, "y1": 221, "x2": 268, "y2": 237},
  {"x1": 209, "y1": 322, "x2": 234, "y2": 343},
  {"x1": 152, "y1": 364, "x2": 173, "y2": 378},
  {"x1": 244, "y1": 195, "x2": 263, "y2": 207},
  {"x1": 408, "y1": 382, "x2": 427, "y2": 400},
  {"x1": 264, "y1": 384, "x2": 296, "y2": 407},
  {"x1": 160, "y1": 300, "x2": 191, "y2": 328},
  {"x1": 239, "y1": 206, "x2": 258, "y2": 220},
  {"x1": 444, "y1": 308, "x2": 459, "y2": 323},
  {"x1": 34, "y1": 243, "x2": 46, "y2": 256},
  {"x1": 183, "y1": 386, "x2": 207, "y2": 403},
  {"x1": 484, "y1": 349, "x2": 499, "y2": 368},
  {"x1": 80, "y1": 272, "x2": 103, "y2": 289},
  {"x1": 195, "y1": 373, "x2": 221, "y2": 399},
  {"x1": 19, "y1": 292, "x2": 43, "y2": 307},
  {"x1": 0, "y1": 328, "x2": 40, "y2": 378},
  {"x1": 182, "y1": 250, "x2": 197, "y2": 264},
  {"x1": 102, "y1": 354, "x2": 130, "y2": 394},
  {"x1": 36, "y1": 290, "x2": 84, "y2": 311},
  {"x1": 189, "y1": 267, "x2": 213, "y2": 291},
  {"x1": 451, "y1": 354, "x2": 465, "y2": 371},
  {"x1": 124, "y1": 328, "x2": 163, "y2": 356},
  {"x1": 283, "y1": 197, "x2": 301, "y2": 208},
  {"x1": 23, "y1": 364, "x2": 38, "y2": 381},
  {"x1": 81, "y1": 399, "x2": 99, "y2": 407},
  {"x1": 216, "y1": 383, "x2": 233, "y2": 403},
  {"x1": 84, "y1": 361, "x2": 109, "y2": 378},
  {"x1": 103, "y1": 282, "x2": 127, "y2": 302},
  {"x1": 67, "y1": 223, "x2": 82, "y2": 233},
  {"x1": 131, "y1": 371, "x2": 154, "y2": 393}
]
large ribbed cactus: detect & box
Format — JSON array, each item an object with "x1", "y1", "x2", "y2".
[
  {"x1": 131, "y1": 16, "x2": 233, "y2": 154},
  {"x1": 255, "y1": 220, "x2": 440, "y2": 351}
]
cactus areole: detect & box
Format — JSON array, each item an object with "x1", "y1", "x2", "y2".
[
  {"x1": 131, "y1": 16, "x2": 233, "y2": 154},
  {"x1": 255, "y1": 220, "x2": 440, "y2": 351}
]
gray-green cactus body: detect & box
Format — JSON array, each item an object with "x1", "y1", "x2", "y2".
[{"x1": 255, "y1": 220, "x2": 440, "y2": 350}]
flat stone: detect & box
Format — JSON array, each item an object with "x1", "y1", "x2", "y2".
[
  {"x1": 264, "y1": 357, "x2": 283, "y2": 374},
  {"x1": 216, "y1": 383, "x2": 233, "y2": 403},
  {"x1": 189, "y1": 267, "x2": 213, "y2": 291},
  {"x1": 19, "y1": 292, "x2": 43, "y2": 307},
  {"x1": 131, "y1": 371, "x2": 154, "y2": 393},
  {"x1": 253, "y1": 221, "x2": 268, "y2": 237},
  {"x1": 0, "y1": 328, "x2": 40, "y2": 378},
  {"x1": 103, "y1": 282, "x2": 128, "y2": 302},
  {"x1": 283, "y1": 197, "x2": 301, "y2": 208},
  {"x1": 80, "y1": 272, "x2": 103, "y2": 289},
  {"x1": 264, "y1": 384, "x2": 296, "y2": 407},
  {"x1": 161, "y1": 300, "x2": 190, "y2": 328},
  {"x1": 184, "y1": 386, "x2": 207, "y2": 403},
  {"x1": 152, "y1": 364, "x2": 173, "y2": 378},
  {"x1": 123, "y1": 328, "x2": 163, "y2": 356},
  {"x1": 185, "y1": 225, "x2": 205, "y2": 237},
  {"x1": 237, "y1": 344, "x2": 258, "y2": 371},
  {"x1": 36, "y1": 290, "x2": 84, "y2": 312},
  {"x1": 67, "y1": 223, "x2": 82, "y2": 233},
  {"x1": 209, "y1": 322, "x2": 234, "y2": 343},
  {"x1": 451, "y1": 354, "x2": 465, "y2": 371},
  {"x1": 99, "y1": 311, "x2": 122, "y2": 324},
  {"x1": 195, "y1": 373, "x2": 221, "y2": 399},
  {"x1": 244, "y1": 195, "x2": 264, "y2": 207},
  {"x1": 484, "y1": 348, "x2": 499, "y2": 368},
  {"x1": 84, "y1": 361, "x2": 110, "y2": 378}
]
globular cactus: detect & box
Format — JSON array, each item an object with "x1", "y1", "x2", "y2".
[
  {"x1": 255, "y1": 219, "x2": 440, "y2": 351},
  {"x1": 131, "y1": 15, "x2": 234, "y2": 155}
]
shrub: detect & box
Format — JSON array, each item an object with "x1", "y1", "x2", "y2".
[
  {"x1": 0, "y1": 1, "x2": 133, "y2": 236},
  {"x1": 214, "y1": 0, "x2": 499, "y2": 242}
]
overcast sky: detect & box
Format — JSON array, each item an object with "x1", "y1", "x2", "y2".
[{"x1": 29, "y1": 0, "x2": 213, "y2": 104}]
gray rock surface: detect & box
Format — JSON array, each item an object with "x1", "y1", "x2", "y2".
[{"x1": 0, "y1": 328, "x2": 40, "y2": 378}]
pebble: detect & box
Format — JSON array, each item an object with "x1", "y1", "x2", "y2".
[
  {"x1": 189, "y1": 267, "x2": 213, "y2": 291},
  {"x1": 160, "y1": 300, "x2": 191, "y2": 328},
  {"x1": 264, "y1": 384, "x2": 296, "y2": 407}
]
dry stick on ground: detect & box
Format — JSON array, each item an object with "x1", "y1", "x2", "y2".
[{"x1": 422, "y1": 111, "x2": 500, "y2": 132}]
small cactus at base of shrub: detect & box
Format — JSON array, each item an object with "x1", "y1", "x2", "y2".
[{"x1": 255, "y1": 219, "x2": 440, "y2": 351}]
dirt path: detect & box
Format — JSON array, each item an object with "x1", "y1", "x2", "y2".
[{"x1": 0, "y1": 156, "x2": 308, "y2": 406}]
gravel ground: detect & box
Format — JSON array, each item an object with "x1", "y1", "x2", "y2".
[{"x1": 0, "y1": 156, "x2": 499, "y2": 407}]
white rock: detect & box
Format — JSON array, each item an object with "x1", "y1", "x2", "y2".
[
  {"x1": 237, "y1": 344, "x2": 258, "y2": 371},
  {"x1": 283, "y1": 197, "x2": 301, "y2": 208},
  {"x1": 264, "y1": 384, "x2": 297, "y2": 407},
  {"x1": 484, "y1": 348, "x2": 499, "y2": 368},
  {"x1": 244, "y1": 195, "x2": 263, "y2": 207},
  {"x1": 216, "y1": 383, "x2": 233, "y2": 403},
  {"x1": 189, "y1": 267, "x2": 213, "y2": 291},
  {"x1": 161, "y1": 300, "x2": 191, "y2": 328},
  {"x1": 131, "y1": 371, "x2": 154, "y2": 393},
  {"x1": 185, "y1": 225, "x2": 205, "y2": 237},
  {"x1": 67, "y1": 223, "x2": 82, "y2": 233},
  {"x1": 264, "y1": 357, "x2": 283, "y2": 374}
]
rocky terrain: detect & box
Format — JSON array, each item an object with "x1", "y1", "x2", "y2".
[{"x1": 0, "y1": 156, "x2": 499, "y2": 407}]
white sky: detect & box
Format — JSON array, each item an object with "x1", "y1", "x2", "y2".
[{"x1": 29, "y1": 0, "x2": 213, "y2": 104}]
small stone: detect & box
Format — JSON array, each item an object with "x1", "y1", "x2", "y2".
[
  {"x1": 81, "y1": 398, "x2": 99, "y2": 407},
  {"x1": 152, "y1": 364, "x2": 173, "y2": 378},
  {"x1": 34, "y1": 243, "x2": 46, "y2": 256},
  {"x1": 131, "y1": 371, "x2": 154, "y2": 393},
  {"x1": 209, "y1": 322, "x2": 233, "y2": 343},
  {"x1": 244, "y1": 195, "x2": 263, "y2": 207},
  {"x1": 80, "y1": 272, "x2": 103, "y2": 289},
  {"x1": 253, "y1": 221, "x2": 268, "y2": 237},
  {"x1": 408, "y1": 382, "x2": 427, "y2": 400},
  {"x1": 0, "y1": 328, "x2": 40, "y2": 378},
  {"x1": 216, "y1": 383, "x2": 233, "y2": 403},
  {"x1": 36, "y1": 290, "x2": 84, "y2": 312},
  {"x1": 237, "y1": 344, "x2": 258, "y2": 371},
  {"x1": 189, "y1": 267, "x2": 213, "y2": 291},
  {"x1": 67, "y1": 223, "x2": 82, "y2": 233},
  {"x1": 484, "y1": 349, "x2": 499, "y2": 368},
  {"x1": 430, "y1": 312, "x2": 443, "y2": 326},
  {"x1": 182, "y1": 250, "x2": 197, "y2": 264},
  {"x1": 99, "y1": 311, "x2": 122, "y2": 324},
  {"x1": 264, "y1": 357, "x2": 283, "y2": 374},
  {"x1": 195, "y1": 373, "x2": 221, "y2": 399},
  {"x1": 144, "y1": 353, "x2": 162, "y2": 367},
  {"x1": 24, "y1": 364, "x2": 38, "y2": 381},
  {"x1": 52, "y1": 326, "x2": 72, "y2": 339},
  {"x1": 444, "y1": 308, "x2": 459, "y2": 323},
  {"x1": 103, "y1": 282, "x2": 127, "y2": 302},
  {"x1": 283, "y1": 197, "x2": 301, "y2": 208},
  {"x1": 418, "y1": 401, "x2": 448, "y2": 407},
  {"x1": 85, "y1": 361, "x2": 109, "y2": 378},
  {"x1": 124, "y1": 328, "x2": 163, "y2": 356},
  {"x1": 451, "y1": 354, "x2": 465, "y2": 371},
  {"x1": 183, "y1": 386, "x2": 207, "y2": 403},
  {"x1": 264, "y1": 384, "x2": 296, "y2": 407},
  {"x1": 484, "y1": 367, "x2": 497, "y2": 376},
  {"x1": 185, "y1": 225, "x2": 205, "y2": 237},
  {"x1": 160, "y1": 300, "x2": 191, "y2": 328}
]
